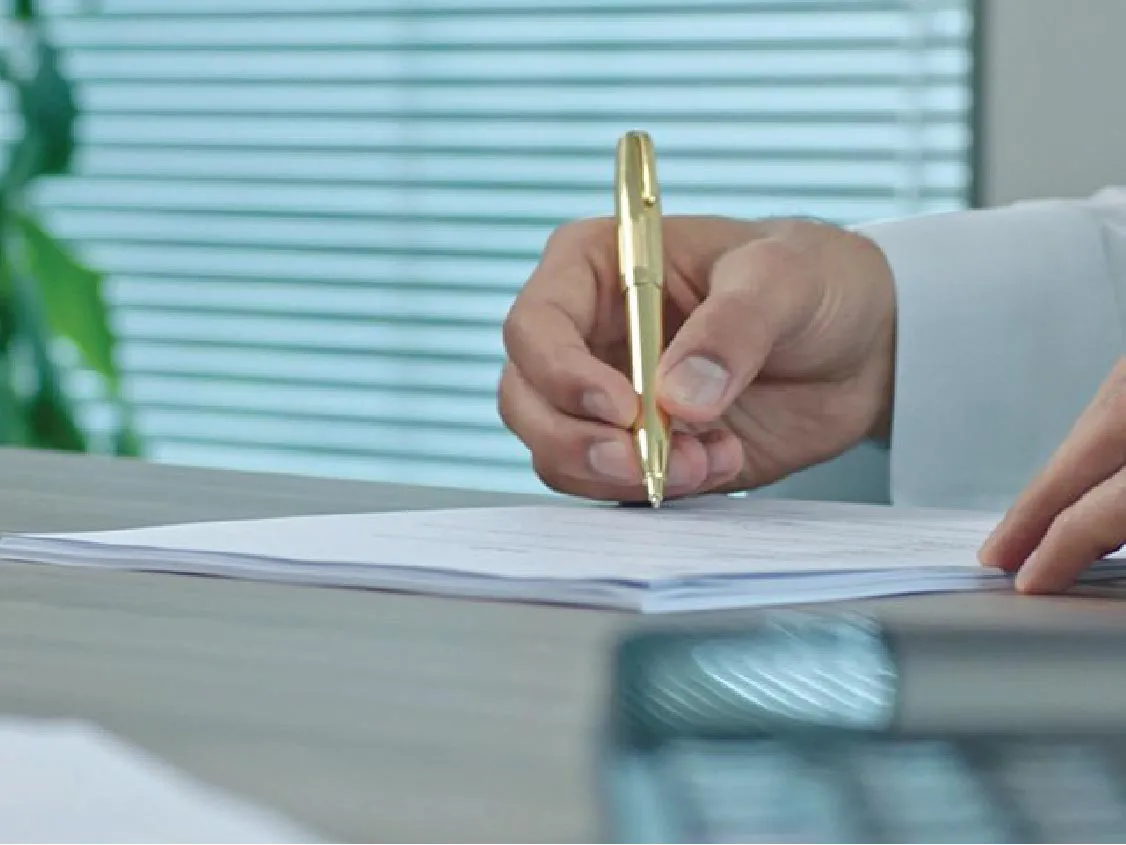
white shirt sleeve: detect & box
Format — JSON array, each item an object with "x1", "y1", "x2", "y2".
[{"x1": 857, "y1": 189, "x2": 1126, "y2": 511}]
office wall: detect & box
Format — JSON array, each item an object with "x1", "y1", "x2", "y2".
[{"x1": 979, "y1": 0, "x2": 1126, "y2": 205}]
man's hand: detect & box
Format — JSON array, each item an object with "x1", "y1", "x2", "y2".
[
  {"x1": 497, "y1": 215, "x2": 897, "y2": 502},
  {"x1": 980, "y1": 355, "x2": 1126, "y2": 592}
]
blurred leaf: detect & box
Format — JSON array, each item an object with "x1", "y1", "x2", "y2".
[
  {"x1": 4, "y1": 215, "x2": 89, "y2": 452},
  {"x1": 26, "y1": 383, "x2": 84, "y2": 450},
  {"x1": 13, "y1": 0, "x2": 35, "y2": 22},
  {"x1": 112, "y1": 420, "x2": 143, "y2": 457},
  {"x1": 24, "y1": 37, "x2": 76, "y2": 176},
  {"x1": 0, "y1": 345, "x2": 27, "y2": 444},
  {"x1": 0, "y1": 284, "x2": 12, "y2": 348},
  {"x1": 0, "y1": 380, "x2": 27, "y2": 443},
  {"x1": 0, "y1": 248, "x2": 24, "y2": 444},
  {"x1": 14, "y1": 210, "x2": 119, "y2": 392},
  {"x1": 1, "y1": 127, "x2": 43, "y2": 196},
  {"x1": 2, "y1": 18, "x2": 76, "y2": 192},
  {"x1": 5, "y1": 269, "x2": 85, "y2": 452},
  {"x1": 0, "y1": 0, "x2": 138, "y2": 457}
]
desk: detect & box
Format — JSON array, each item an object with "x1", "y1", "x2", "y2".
[{"x1": 4, "y1": 446, "x2": 1126, "y2": 842}]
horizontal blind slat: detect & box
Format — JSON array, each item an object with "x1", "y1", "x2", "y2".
[
  {"x1": 118, "y1": 342, "x2": 503, "y2": 375},
  {"x1": 130, "y1": 410, "x2": 522, "y2": 463},
  {"x1": 45, "y1": 1, "x2": 914, "y2": 15},
  {"x1": 46, "y1": 116, "x2": 970, "y2": 151},
  {"x1": 49, "y1": 189, "x2": 960, "y2": 232},
  {"x1": 49, "y1": 10, "x2": 968, "y2": 46},
  {"x1": 78, "y1": 82, "x2": 969, "y2": 115},
  {"x1": 110, "y1": 279, "x2": 517, "y2": 325},
  {"x1": 126, "y1": 384, "x2": 506, "y2": 429},
  {"x1": 114, "y1": 311, "x2": 506, "y2": 357},
  {"x1": 55, "y1": 146, "x2": 972, "y2": 193},
  {"x1": 64, "y1": 47, "x2": 970, "y2": 81},
  {"x1": 144, "y1": 444, "x2": 540, "y2": 496},
  {"x1": 123, "y1": 367, "x2": 501, "y2": 397}
]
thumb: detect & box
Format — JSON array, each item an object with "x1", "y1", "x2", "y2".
[{"x1": 657, "y1": 237, "x2": 821, "y2": 424}]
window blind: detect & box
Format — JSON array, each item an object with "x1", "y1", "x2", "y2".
[{"x1": 23, "y1": 0, "x2": 973, "y2": 495}]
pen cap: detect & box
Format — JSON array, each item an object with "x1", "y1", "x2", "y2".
[{"x1": 614, "y1": 131, "x2": 663, "y2": 292}]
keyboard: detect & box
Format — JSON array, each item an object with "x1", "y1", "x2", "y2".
[
  {"x1": 639, "y1": 734, "x2": 1126, "y2": 843},
  {"x1": 600, "y1": 612, "x2": 1126, "y2": 843}
]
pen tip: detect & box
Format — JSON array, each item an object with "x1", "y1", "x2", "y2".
[{"x1": 644, "y1": 475, "x2": 663, "y2": 509}]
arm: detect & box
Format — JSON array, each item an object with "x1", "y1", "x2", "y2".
[{"x1": 858, "y1": 189, "x2": 1126, "y2": 511}]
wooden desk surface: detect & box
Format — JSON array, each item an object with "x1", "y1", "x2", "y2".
[{"x1": 4, "y1": 446, "x2": 1126, "y2": 842}]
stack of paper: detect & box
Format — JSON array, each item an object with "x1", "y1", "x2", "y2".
[{"x1": 2, "y1": 497, "x2": 1125, "y2": 613}]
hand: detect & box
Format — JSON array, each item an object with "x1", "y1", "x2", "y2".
[
  {"x1": 497, "y1": 215, "x2": 897, "y2": 502},
  {"x1": 980, "y1": 356, "x2": 1126, "y2": 592}
]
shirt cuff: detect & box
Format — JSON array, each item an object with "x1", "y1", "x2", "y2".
[{"x1": 856, "y1": 200, "x2": 1124, "y2": 509}]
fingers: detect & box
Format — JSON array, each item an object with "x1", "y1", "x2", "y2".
[
  {"x1": 696, "y1": 428, "x2": 746, "y2": 492},
  {"x1": 498, "y1": 362, "x2": 743, "y2": 501},
  {"x1": 502, "y1": 219, "x2": 637, "y2": 427},
  {"x1": 980, "y1": 358, "x2": 1126, "y2": 571},
  {"x1": 977, "y1": 357, "x2": 1126, "y2": 593},
  {"x1": 656, "y1": 237, "x2": 822, "y2": 425},
  {"x1": 503, "y1": 296, "x2": 636, "y2": 427},
  {"x1": 1011, "y1": 465, "x2": 1126, "y2": 594}
]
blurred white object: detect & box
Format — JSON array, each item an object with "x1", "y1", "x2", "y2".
[{"x1": 0, "y1": 717, "x2": 316, "y2": 843}]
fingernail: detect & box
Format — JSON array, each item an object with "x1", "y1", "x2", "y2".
[
  {"x1": 667, "y1": 459, "x2": 690, "y2": 487},
  {"x1": 977, "y1": 534, "x2": 999, "y2": 566},
  {"x1": 1014, "y1": 553, "x2": 1054, "y2": 593},
  {"x1": 706, "y1": 437, "x2": 743, "y2": 478},
  {"x1": 581, "y1": 390, "x2": 620, "y2": 424},
  {"x1": 588, "y1": 441, "x2": 637, "y2": 483},
  {"x1": 664, "y1": 356, "x2": 729, "y2": 408},
  {"x1": 1014, "y1": 564, "x2": 1040, "y2": 593}
]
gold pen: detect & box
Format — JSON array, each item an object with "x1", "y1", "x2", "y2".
[{"x1": 615, "y1": 130, "x2": 670, "y2": 508}]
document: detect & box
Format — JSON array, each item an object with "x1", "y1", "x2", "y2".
[
  {"x1": 0, "y1": 717, "x2": 316, "y2": 843},
  {"x1": 2, "y1": 496, "x2": 1125, "y2": 612}
]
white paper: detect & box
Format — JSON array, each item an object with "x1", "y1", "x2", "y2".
[
  {"x1": 7, "y1": 497, "x2": 1004, "y2": 579},
  {"x1": 0, "y1": 717, "x2": 316, "y2": 843},
  {"x1": 3, "y1": 496, "x2": 1126, "y2": 612}
]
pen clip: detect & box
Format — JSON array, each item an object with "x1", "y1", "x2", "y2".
[{"x1": 615, "y1": 130, "x2": 663, "y2": 292}]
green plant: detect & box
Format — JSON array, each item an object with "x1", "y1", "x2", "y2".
[{"x1": 0, "y1": 0, "x2": 139, "y2": 455}]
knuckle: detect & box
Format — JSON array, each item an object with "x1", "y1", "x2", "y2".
[
  {"x1": 1108, "y1": 355, "x2": 1126, "y2": 384},
  {"x1": 544, "y1": 416, "x2": 588, "y2": 465},
  {"x1": 544, "y1": 217, "x2": 612, "y2": 253},
  {"x1": 707, "y1": 281, "x2": 771, "y2": 347},
  {"x1": 1100, "y1": 382, "x2": 1126, "y2": 420},
  {"x1": 501, "y1": 303, "x2": 584, "y2": 414},
  {"x1": 741, "y1": 236, "x2": 801, "y2": 280},
  {"x1": 531, "y1": 451, "x2": 574, "y2": 495},
  {"x1": 516, "y1": 408, "x2": 591, "y2": 491},
  {"x1": 541, "y1": 351, "x2": 586, "y2": 410},
  {"x1": 1080, "y1": 493, "x2": 1126, "y2": 553},
  {"x1": 711, "y1": 237, "x2": 802, "y2": 321},
  {"x1": 531, "y1": 461, "x2": 566, "y2": 494},
  {"x1": 501, "y1": 300, "x2": 527, "y2": 355},
  {"x1": 1092, "y1": 359, "x2": 1126, "y2": 414},
  {"x1": 495, "y1": 365, "x2": 517, "y2": 431},
  {"x1": 722, "y1": 280, "x2": 765, "y2": 317},
  {"x1": 1049, "y1": 505, "x2": 1097, "y2": 546},
  {"x1": 541, "y1": 419, "x2": 597, "y2": 482},
  {"x1": 510, "y1": 333, "x2": 586, "y2": 413}
]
